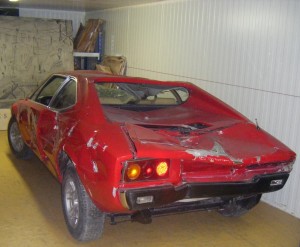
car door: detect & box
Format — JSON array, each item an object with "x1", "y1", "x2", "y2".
[
  {"x1": 18, "y1": 75, "x2": 68, "y2": 157},
  {"x1": 37, "y1": 77, "x2": 77, "y2": 175}
]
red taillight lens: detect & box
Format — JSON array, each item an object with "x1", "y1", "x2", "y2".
[
  {"x1": 124, "y1": 159, "x2": 170, "y2": 182},
  {"x1": 144, "y1": 165, "x2": 154, "y2": 178}
]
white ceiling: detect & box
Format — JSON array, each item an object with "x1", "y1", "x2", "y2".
[{"x1": 1, "y1": 0, "x2": 168, "y2": 11}]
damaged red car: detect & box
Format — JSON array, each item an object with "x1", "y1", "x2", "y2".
[{"x1": 8, "y1": 71, "x2": 296, "y2": 241}]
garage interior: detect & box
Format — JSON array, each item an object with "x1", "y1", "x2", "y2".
[{"x1": 0, "y1": 0, "x2": 300, "y2": 246}]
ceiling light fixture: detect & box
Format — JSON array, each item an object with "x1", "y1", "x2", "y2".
[{"x1": 9, "y1": 0, "x2": 19, "y2": 2}]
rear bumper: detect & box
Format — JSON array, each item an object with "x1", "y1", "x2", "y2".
[{"x1": 120, "y1": 173, "x2": 289, "y2": 210}]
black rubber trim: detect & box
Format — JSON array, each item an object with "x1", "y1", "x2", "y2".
[{"x1": 123, "y1": 173, "x2": 289, "y2": 210}]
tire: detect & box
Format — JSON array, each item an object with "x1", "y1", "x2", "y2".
[
  {"x1": 61, "y1": 166, "x2": 105, "y2": 241},
  {"x1": 7, "y1": 117, "x2": 33, "y2": 159},
  {"x1": 218, "y1": 194, "x2": 262, "y2": 217}
]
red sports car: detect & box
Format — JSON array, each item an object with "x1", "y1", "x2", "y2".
[{"x1": 8, "y1": 71, "x2": 296, "y2": 241}]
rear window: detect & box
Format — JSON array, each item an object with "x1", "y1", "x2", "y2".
[{"x1": 94, "y1": 82, "x2": 189, "y2": 107}]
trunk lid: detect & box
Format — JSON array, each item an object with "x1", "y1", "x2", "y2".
[{"x1": 104, "y1": 105, "x2": 295, "y2": 179}]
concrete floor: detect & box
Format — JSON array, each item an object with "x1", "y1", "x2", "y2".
[{"x1": 0, "y1": 131, "x2": 299, "y2": 247}]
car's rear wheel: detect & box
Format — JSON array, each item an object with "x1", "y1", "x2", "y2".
[
  {"x1": 218, "y1": 194, "x2": 262, "y2": 217},
  {"x1": 62, "y1": 166, "x2": 105, "y2": 241},
  {"x1": 8, "y1": 117, "x2": 32, "y2": 159}
]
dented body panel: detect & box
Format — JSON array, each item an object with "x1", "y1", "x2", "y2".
[{"x1": 10, "y1": 70, "x2": 296, "y2": 213}]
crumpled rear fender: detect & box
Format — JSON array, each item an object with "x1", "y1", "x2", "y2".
[{"x1": 57, "y1": 123, "x2": 134, "y2": 212}]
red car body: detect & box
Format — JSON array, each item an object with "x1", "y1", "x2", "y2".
[{"x1": 8, "y1": 71, "x2": 296, "y2": 241}]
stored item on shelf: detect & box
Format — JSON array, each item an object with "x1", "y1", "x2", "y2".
[
  {"x1": 74, "y1": 19, "x2": 105, "y2": 53},
  {"x1": 95, "y1": 64, "x2": 113, "y2": 74},
  {"x1": 98, "y1": 55, "x2": 127, "y2": 75}
]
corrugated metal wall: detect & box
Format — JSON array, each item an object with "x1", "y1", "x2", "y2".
[
  {"x1": 87, "y1": 0, "x2": 300, "y2": 218},
  {"x1": 19, "y1": 8, "x2": 85, "y2": 37}
]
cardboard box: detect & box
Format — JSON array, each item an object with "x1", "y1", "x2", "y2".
[{"x1": 0, "y1": 109, "x2": 11, "y2": 130}]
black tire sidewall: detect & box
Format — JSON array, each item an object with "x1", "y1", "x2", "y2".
[{"x1": 219, "y1": 194, "x2": 262, "y2": 217}]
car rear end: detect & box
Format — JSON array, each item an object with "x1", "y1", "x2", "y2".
[{"x1": 93, "y1": 78, "x2": 295, "y2": 216}]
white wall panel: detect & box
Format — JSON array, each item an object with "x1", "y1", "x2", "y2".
[
  {"x1": 90, "y1": 0, "x2": 300, "y2": 218},
  {"x1": 19, "y1": 8, "x2": 85, "y2": 37},
  {"x1": 88, "y1": 9, "x2": 130, "y2": 57}
]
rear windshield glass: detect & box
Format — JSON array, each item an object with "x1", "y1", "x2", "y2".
[{"x1": 94, "y1": 82, "x2": 189, "y2": 107}]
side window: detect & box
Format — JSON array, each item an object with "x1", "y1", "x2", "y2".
[
  {"x1": 50, "y1": 79, "x2": 77, "y2": 110},
  {"x1": 34, "y1": 76, "x2": 67, "y2": 106}
]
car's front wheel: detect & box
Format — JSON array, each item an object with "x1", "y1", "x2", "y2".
[
  {"x1": 218, "y1": 194, "x2": 262, "y2": 217},
  {"x1": 61, "y1": 166, "x2": 105, "y2": 241},
  {"x1": 8, "y1": 117, "x2": 32, "y2": 159}
]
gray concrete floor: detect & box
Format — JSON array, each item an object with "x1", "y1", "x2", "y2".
[{"x1": 1, "y1": 131, "x2": 300, "y2": 247}]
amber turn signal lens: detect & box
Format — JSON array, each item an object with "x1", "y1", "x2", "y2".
[
  {"x1": 127, "y1": 164, "x2": 141, "y2": 180},
  {"x1": 156, "y1": 161, "x2": 168, "y2": 176}
]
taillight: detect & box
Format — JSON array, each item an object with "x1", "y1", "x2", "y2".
[
  {"x1": 156, "y1": 161, "x2": 168, "y2": 177},
  {"x1": 127, "y1": 164, "x2": 141, "y2": 180},
  {"x1": 124, "y1": 159, "x2": 170, "y2": 182}
]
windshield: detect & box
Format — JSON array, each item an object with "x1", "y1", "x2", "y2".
[{"x1": 94, "y1": 82, "x2": 189, "y2": 108}]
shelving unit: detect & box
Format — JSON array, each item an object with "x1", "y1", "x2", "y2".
[{"x1": 73, "y1": 52, "x2": 100, "y2": 70}]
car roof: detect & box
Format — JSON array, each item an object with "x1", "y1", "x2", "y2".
[{"x1": 57, "y1": 70, "x2": 193, "y2": 87}]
